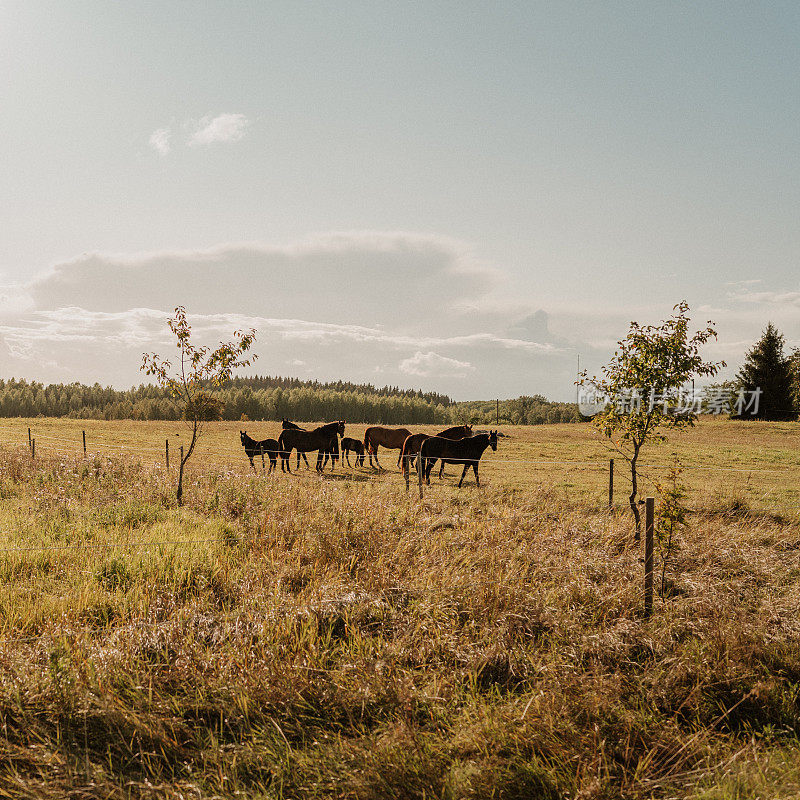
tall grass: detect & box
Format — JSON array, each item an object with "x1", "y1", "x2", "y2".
[{"x1": 0, "y1": 422, "x2": 798, "y2": 798}]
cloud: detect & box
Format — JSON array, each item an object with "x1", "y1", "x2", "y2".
[
  {"x1": 148, "y1": 127, "x2": 171, "y2": 156},
  {"x1": 730, "y1": 290, "x2": 800, "y2": 308},
  {"x1": 399, "y1": 351, "x2": 475, "y2": 377},
  {"x1": 188, "y1": 113, "x2": 249, "y2": 146},
  {"x1": 0, "y1": 232, "x2": 572, "y2": 398}
]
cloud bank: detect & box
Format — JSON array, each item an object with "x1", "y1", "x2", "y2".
[
  {"x1": 0, "y1": 232, "x2": 569, "y2": 398},
  {"x1": 4, "y1": 231, "x2": 792, "y2": 399}
]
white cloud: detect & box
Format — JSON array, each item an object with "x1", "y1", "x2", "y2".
[
  {"x1": 148, "y1": 127, "x2": 172, "y2": 156},
  {"x1": 730, "y1": 290, "x2": 800, "y2": 308},
  {"x1": 400, "y1": 351, "x2": 475, "y2": 377},
  {"x1": 188, "y1": 113, "x2": 249, "y2": 146}
]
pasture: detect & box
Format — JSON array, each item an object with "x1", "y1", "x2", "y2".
[{"x1": 0, "y1": 417, "x2": 799, "y2": 798}]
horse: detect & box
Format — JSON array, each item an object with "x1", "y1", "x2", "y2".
[
  {"x1": 400, "y1": 433, "x2": 430, "y2": 488},
  {"x1": 432, "y1": 424, "x2": 473, "y2": 478},
  {"x1": 363, "y1": 426, "x2": 413, "y2": 469},
  {"x1": 278, "y1": 421, "x2": 345, "y2": 473},
  {"x1": 239, "y1": 431, "x2": 279, "y2": 473},
  {"x1": 281, "y1": 419, "x2": 311, "y2": 470},
  {"x1": 399, "y1": 424, "x2": 473, "y2": 483},
  {"x1": 340, "y1": 436, "x2": 365, "y2": 467},
  {"x1": 418, "y1": 431, "x2": 498, "y2": 487}
]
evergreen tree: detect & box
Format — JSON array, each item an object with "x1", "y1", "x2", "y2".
[
  {"x1": 790, "y1": 348, "x2": 800, "y2": 412},
  {"x1": 736, "y1": 323, "x2": 796, "y2": 420}
]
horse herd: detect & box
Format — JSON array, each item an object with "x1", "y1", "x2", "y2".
[{"x1": 240, "y1": 420, "x2": 499, "y2": 488}]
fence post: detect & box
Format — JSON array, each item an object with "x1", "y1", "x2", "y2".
[
  {"x1": 31, "y1": 438, "x2": 35, "y2": 458},
  {"x1": 28, "y1": 427, "x2": 31, "y2": 450},
  {"x1": 165, "y1": 439, "x2": 169, "y2": 469},
  {"x1": 608, "y1": 458, "x2": 614, "y2": 510},
  {"x1": 417, "y1": 446, "x2": 424, "y2": 500},
  {"x1": 82, "y1": 430, "x2": 87, "y2": 456},
  {"x1": 644, "y1": 497, "x2": 654, "y2": 619}
]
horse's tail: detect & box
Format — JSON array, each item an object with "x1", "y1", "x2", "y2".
[
  {"x1": 363, "y1": 428, "x2": 372, "y2": 454},
  {"x1": 277, "y1": 432, "x2": 291, "y2": 466}
]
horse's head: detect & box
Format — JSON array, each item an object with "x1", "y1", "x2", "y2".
[
  {"x1": 488, "y1": 430, "x2": 498, "y2": 451},
  {"x1": 240, "y1": 431, "x2": 247, "y2": 444},
  {"x1": 336, "y1": 420, "x2": 345, "y2": 436},
  {"x1": 464, "y1": 424, "x2": 473, "y2": 436}
]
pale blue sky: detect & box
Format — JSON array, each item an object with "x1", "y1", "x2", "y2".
[{"x1": 1, "y1": 1, "x2": 798, "y2": 398}]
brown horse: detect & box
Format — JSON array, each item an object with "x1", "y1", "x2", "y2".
[
  {"x1": 363, "y1": 426, "x2": 412, "y2": 469},
  {"x1": 400, "y1": 433, "x2": 430, "y2": 488}
]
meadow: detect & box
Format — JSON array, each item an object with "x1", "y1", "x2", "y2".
[{"x1": 0, "y1": 417, "x2": 799, "y2": 798}]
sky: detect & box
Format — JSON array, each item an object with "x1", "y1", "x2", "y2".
[{"x1": 1, "y1": 1, "x2": 798, "y2": 400}]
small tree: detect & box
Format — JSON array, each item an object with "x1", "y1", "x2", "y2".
[
  {"x1": 142, "y1": 307, "x2": 256, "y2": 505},
  {"x1": 579, "y1": 302, "x2": 724, "y2": 539},
  {"x1": 736, "y1": 323, "x2": 796, "y2": 420},
  {"x1": 654, "y1": 460, "x2": 689, "y2": 598}
]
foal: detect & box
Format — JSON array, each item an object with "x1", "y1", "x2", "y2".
[
  {"x1": 340, "y1": 436, "x2": 365, "y2": 467},
  {"x1": 239, "y1": 431, "x2": 279, "y2": 473}
]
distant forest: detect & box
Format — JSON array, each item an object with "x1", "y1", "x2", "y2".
[{"x1": 0, "y1": 376, "x2": 582, "y2": 425}]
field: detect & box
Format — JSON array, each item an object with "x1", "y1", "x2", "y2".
[{"x1": 0, "y1": 417, "x2": 799, "y2": 798}]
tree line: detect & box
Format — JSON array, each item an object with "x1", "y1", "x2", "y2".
[{"x1": 0, "y1": 377, "x2": 581, "y2": 425}]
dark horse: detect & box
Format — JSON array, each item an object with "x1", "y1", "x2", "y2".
[
  {"x1": 400, "y1": 424, "x2": 472, "y2": 487},
  {"x1": 340, "y1": 436, "x2": 365, "y2": 467},
  {"x1": 433, "y1": 424, "x2": 473, "y2": 478},
  {"x1": 363, "y1": 426, "x2": 412, "y2": 469},
  {"x1": 281, "y1": 419, "x2": 311, "y2": 470},
  {"x1": 240, "y1": 431, "x2": 279, "y2": 473},
  {"x1": 418, "y1": 431, "x2": 498, "y2": 488},
  {"x1": 279, "y1": 421, "x2": 345, "y2": 473}
]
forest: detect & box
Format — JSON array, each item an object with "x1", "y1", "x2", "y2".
[{"x1": 0, "y1": 376, "x2": 581, "y2": 425}]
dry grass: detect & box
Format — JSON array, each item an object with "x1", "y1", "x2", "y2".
[{"x1": 0, "y1": 419, "x2": 798, "y2": 798}]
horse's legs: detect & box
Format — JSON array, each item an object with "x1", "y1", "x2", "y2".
[
  {"x1": 458, "y1": 463, "x2": 469, "y2": 488},
  {"x1": 261, "y1": 452, "x2": 265, "y2": 472},
  {"x1": 301, "y1": 452, "x2": 310, "y2": 470},
  {"x1": 439, "y1": 461, "x2": 446, "y2": 479},
  {"x1": 473, "y1": 462, "x2": 480, "y2": 487},
  {"x1": 247, "y1": 454, "x2": 256, "y2": 472}
]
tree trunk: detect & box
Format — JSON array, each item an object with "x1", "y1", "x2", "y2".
[
  {"x1": 176, "y1": 421, "x2": 199, "y2": 507},
  {"x1": 629, "y1": 449, "x2": 641, "y2": 542}
]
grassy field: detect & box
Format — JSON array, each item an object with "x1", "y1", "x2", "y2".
[{"x1": 0, "y1": 417, "x2": 799, "y2": 798}]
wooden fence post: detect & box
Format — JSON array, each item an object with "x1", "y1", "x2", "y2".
[
  {"x1": 644, "y1": 497, "x2": 654, "y2": 619},
  {"x1": 28, "y1": 427, "x2": 31, "y2": 450},
  {"x1": 82, "y1": 430, "x2": 87, "y2": 456},
  {"x1": 165, "y1": 439, "x2": 169, "y2": 469},
  {"x1": 31, "y1": 438, "x2": 35, "y2": 459},
  {"x1": 608, "y1": 458, "x2": 614, "y2": 510}
]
